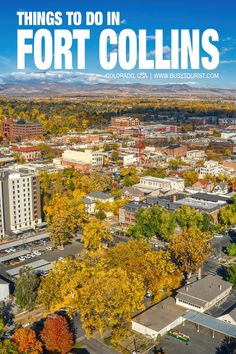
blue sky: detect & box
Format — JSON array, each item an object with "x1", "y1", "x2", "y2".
[{"x1": 0, "y1": 0, "x2": 236, "y2": 88}]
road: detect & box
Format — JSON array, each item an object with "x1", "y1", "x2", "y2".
[{"x1": 78, "y1": 338, "x2": 118, "y2": 354}]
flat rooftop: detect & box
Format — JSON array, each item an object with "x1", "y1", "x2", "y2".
[
  {"x1": 132, "y1": 297, "x2": 186, "y2": 333},
  {"x1": 6, "y1": 259, "x2": 51, "y2": 277},
  {"x1": 0, "y1": 233, "x2": 50, "y2": 251}
]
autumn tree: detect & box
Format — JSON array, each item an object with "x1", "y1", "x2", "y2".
[
  {"x1": 37, "y1": 239, "x2": 182, "y2": 344},
  {"x1": 127, "y1": 205, "x2": 176, "y2": 240},
  {"x1": 183, "y1": 170, "x2": 199, "y2": 187},
  {"x1": 14, "y1": 266, "x2": 40, "y2": 310},
  {"x1": 82, "y1": 217, "x2": 113, "y2": 250},
  {"x1": 41, "y1": 315, "x2": 73, "y2": 354},
  {"x1": 105, "y1": 239, "x2": 182, "y2": 301},
  {"x1": 45, "y1": 191, "x2": 88, "y2": 247},
  {"x1": 219, "y1": 205, "x2": 236, "y2": 227},
  {"x1": 167, "y1": 226, "x2": 212, "y2": 278},
  {"x1": 12, "y1": 328, "x2": 43, "y2": 354},
  {"x1": 175, "y1": 205, "x2": 213, "y2": 232},
  {"x1": 0, "y1": 339, "x2": 18, "y2": 354}
]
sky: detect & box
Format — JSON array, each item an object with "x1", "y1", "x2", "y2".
[{"x1": 0, "y1": 0, "x2": 236, "y2": 88}]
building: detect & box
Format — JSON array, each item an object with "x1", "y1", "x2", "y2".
[
  {"x1": 132, "y1": 297, "x2": 186, "y2": 339},
  {"x1": 164, "y1": 144, "x2": 187, "y2": 157},
  {"x1": 219, "y1": 117, "x2": 236, "y2": 125},
  {"x1": 176, "y1": 275, "x2": 232, "y2": 313},
  {"x1": 218, "y1": 308, "x2": 236, "y2": 326},
  {"x1": 110, "y1": 116, "x2": 140, "y2": 128},
  {"x1": 122, "y1": 187, "x2": 145, "y2": 202},
  {"x1": 199, "y1": 160, "x2": 225, "y2": 178},
  {"x1": 0, "y1": 277, "x2": 10, "y2": 301},
  {"x1": 133, "y1": 176, "x2": 185, "y2": 195},
  {"x1": 61, "y1": 149, "x2": 103, "y2": 168},
  {"x1": 80, "y1": 135, "x2": 100, "y2": 144},
  {"x1": 3, "y1": 119, "x2": 44, "y2": 140},
  {"x1": 186, "y1": 150, "x2": 206, "y2": 160},
  {"x1": 0, "y1": 169, "x2": 41, "y2": 238},
  {"x1": 175, "y1": 194, "x2": 227, "y2": 223},
  {"x1": 83, "y1": 191, "x2": 114, "y2": 214},
  {"x1": 11, "y1": 145, "x2": 41, "y2": 162}
]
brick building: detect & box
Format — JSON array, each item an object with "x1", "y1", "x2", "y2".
[
  {"x1": 3, "y1": 119, "x2": 44, "y2": 140},
  {"x1": 164, "y1": 144, "x2": 187, "y2": 157},
  {"x1": 11, "y1": 146, "x2": 41, "y2": 162}
]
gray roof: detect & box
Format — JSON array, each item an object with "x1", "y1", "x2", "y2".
[
  {"x1": 184, "y1": 310, "x2": 236, "y2": 338},
  {"x1": 6, "y1": 259, "x2": 50, "y2": 277},
  {"x1": 191, "y1": 192, "x2": 230, "y2": 203},
  {"x1": 132, "y1": 297, "x2": 186, "y2": 333},
  {"x1": 123, "y1": 187, "x2": 143, "y2": 197},
  {"x1": 0, "y1": 250, "x2": 30, "y2": 263},
  {"x1": 177, "y1": 275, "x2": 232, "y2": 306},
  {"x1": 0, "y1": 233, "x2": 50, "y2": 251},
  {"x1": 86, "y1": 191, "x2": 112, "y2": 201}
]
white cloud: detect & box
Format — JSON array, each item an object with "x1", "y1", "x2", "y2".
[
  {"x1": 220, "y1": 59, "x2": 236, "y2": 64},
  {"x1": 147, "y1": 45, "x2": 171, "y2": 57},
  {"x1": 0, "y1": 71, "x2": 111, "y2": 84}
]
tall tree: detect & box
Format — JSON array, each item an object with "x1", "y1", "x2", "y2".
[
  {"x1": 14, "y1": 266, "x2": 39, "y2": 310},
  {"x1": 41, "y1": 315, "x2": 73, "y2": 354},
  {"x1": 167, "y1": 226, "x2": 212, "y2": 278},
  {"x1": 12, "y1": 328, "x2": 43, "y2": 354},
  {"x1": 82, "y1": 217, "x2": 113, "y2": 250},
  {"x1": 127, "y1": 205, "x2": 176, "y2": 240}
]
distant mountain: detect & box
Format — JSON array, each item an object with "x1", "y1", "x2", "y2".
[{"x1": 0, "y1": 82, "x2": 235, "y2": 98}]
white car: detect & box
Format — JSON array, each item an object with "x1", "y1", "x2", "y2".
[
  {"x1": 214, "y1": 234, "x2": 224, "y2": 238},
  {"x1": 25, "y1": 254, "x2": 31, "y2": 259},
  {"x1": 58, "y1": 257, "x2": 64, "y2": 261},
  {"x1": 19, "y1": 256, "x2": 25, "y2": 261},
  {"x1": 46, "y1": 246, "x2": 53, "y2": 251}
]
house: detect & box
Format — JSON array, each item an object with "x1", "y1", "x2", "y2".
[
  {"x1": 132, "y1": 297, "x2": 186, "y2": 339},
  {"x1": 83, "y1": 191, "x2": 114, "y2": 214},
  {"x1": 213, "y1": 182, "x2": 229, "y2": 195},
  {"x1": 190, "y1": 179, "x2": 214, "y2": 193},
  {"x1": 218, "y1": 308, "x2": 236, "y2": 325},
  {"x1": 122, "y1": 187, "x2": 145, "y2": 202},
  {"x1": 176, "y1": 275, "x2": 232, "y2": 313},
  {"x1": 0, "y1": 278, "x2": 10, "y2": 302}
]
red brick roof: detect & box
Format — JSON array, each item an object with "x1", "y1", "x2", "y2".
[{"x1": 11, "y1": 146, "x2": 40, "y2": 152}]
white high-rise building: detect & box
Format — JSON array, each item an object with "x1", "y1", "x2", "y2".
[{"x1": 0, "y1": 170, "x2": 42, "y2": 239}]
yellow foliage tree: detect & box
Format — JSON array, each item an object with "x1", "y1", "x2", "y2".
[
  {"x1": 82, "y1": 218, "x2": 113, "y2": 250},
  {"x1": 167, "y1": 226, "x2": 212, "y2": 278}
]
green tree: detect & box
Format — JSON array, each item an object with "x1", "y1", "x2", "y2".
[
  {"x1": 14, "y1": 266, "x2": 40, "y2": 310},
  {"x1": 127, "y1": 205, "x2": 176, "y2": 240},
  {"x1": 227, "y1": 243, "x2": 236, "y2": 257},
  {"x1": 175, "y1": 205, "x2": 213, "y2": 232},
  {"x1": 227, "y1": 264, "x2": 236, "y2": 288}
]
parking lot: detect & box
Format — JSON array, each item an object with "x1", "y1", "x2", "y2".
[
  {"x1": 0, "y1": 236, "x2": 83, "y2": 280},
  {"x1": 149, "y1": 322, "x2": 228, "y2": 354}
]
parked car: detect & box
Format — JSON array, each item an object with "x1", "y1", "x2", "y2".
[
  {"x1": 46, "y1": 246, "x2": 53, "y2": 251},
  {"x1": 19, "y1": 256, "x2": 25, "y2": 261}
]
